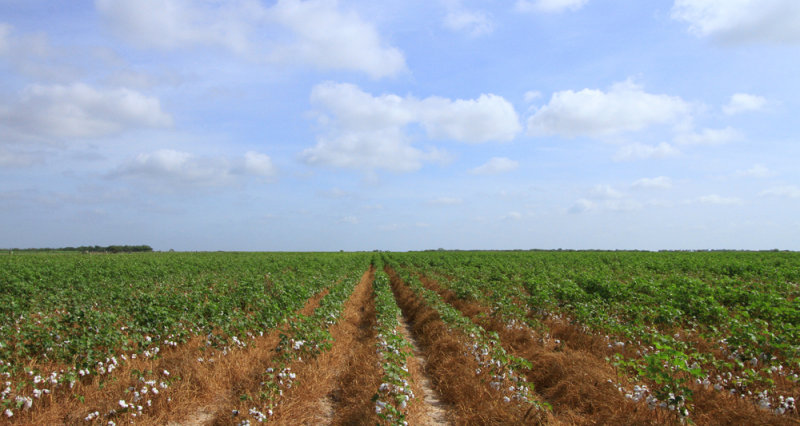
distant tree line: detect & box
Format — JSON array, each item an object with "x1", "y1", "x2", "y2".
[{"x1": 5, "y1": 245, "x2": 154, "y2": 253}]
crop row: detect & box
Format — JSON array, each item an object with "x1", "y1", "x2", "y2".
[
  {"x1": 391, "y1": 251, "x2": 799, "y2": 421},
  {"x1": 371, "y1": 264, "x2": 415, "y2": 425},
  {"x1": 249, "y1": 268, "x2": 363, "y2": 423},
  {"x1": 384, "y1": 257, "x2": 547, "y2": 414},
  {"x1": 0, "y1": 252, "x2": 370, "y2": 419}
]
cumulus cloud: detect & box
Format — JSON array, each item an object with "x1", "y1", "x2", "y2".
[
  {"x1": 723, "y1": 93, "x2": 767, "y2": 115},
  {"x1": 442, "y1": 1, "x2": 494, "y2": 37},
  {"x1": 524, "y1": 91, "x2": 542, "y2": 102},
  {"x1": 527, "y1": 80, "x2": 692, "y2": 138},
  {"x1": 302, "y1": 82, "x2": 520, "y2": 172},
  {"x1": 613, "y1": 143, "x2": 680, "y2": 161},
  {"x1": 671, "y1": 0, "x2": 800, "y2": 44},
  {"x1": 516, "y1": 0, "x2": 589, "y2": 13},
  {"x1": 420, "y1": 95, "x2": 521, "y2": 142},
  {"x1": 502, "y1": 211, "x2": 523, "y2": 220},
  {"x1": 469, "y1": 157, "x2": 519, "y2": 175},
  {"x1": 760, "y1": 185, "x2": 800, "y2": 198},
  {"x1": 737, "y1": 164, "x2": 775, "y2": 178},
  {"x1": 95, "y1": 0, "x2": 258, "y2": 53},
  {"x1": 588, "y1": 184, "x2": 624, "y2": 199},
  {"x1": 632, "y1": 176, "x2": 673, "y2": 190},
  {"x1": 0, "y1": 83, "x2": 171, "y2": 142},
  {"x1": 95, "y1": 0, "x2": 406, "y2": 78},
  {"x1": 241, "y1": 151, "x2": 277, "y2": 177},
  {"x1": 112, "y1": 149, "x2": 276, "y2": 187},
  {"x1": 674, "y1": 127, "x2": 743, "y2": 145}
]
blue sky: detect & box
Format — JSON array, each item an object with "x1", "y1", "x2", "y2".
[{"x1": 2, "y1": 0, "x2": 800, "y2": 251}]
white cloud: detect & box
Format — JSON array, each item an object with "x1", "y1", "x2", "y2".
[
  {"x1": 112, "y1": 149, "x2": 275, "y2": 187},
  {"x1": 95, "y1": 0, "x2": 260, "y2": 53},
  {"x1": 760, "y1": 185, "x2": 800, "y2": 198},
  {"x1": 302, "y1": 82, "x2": 520, "y2": 172},
  {"x1": 0, "y1": 83, "x2": 171, "y2": 142},
  {"x1": 723, "y1": 93, "x2": 767, "y2": 115},
  {"x1": 516, "y1": 0, "x2": 589, "y2": 13},
  {"x1": 241, "y1": 151, "x2": 277, "y2": 177},
  {"x1": 301, "y1": 128, "x2": 441, "y2": 173},
  {"x1": 469, "y1": 157, "x2": 519, "y2": 175},
  {"x1": 671, "y1": 0, "x2": 800, "y2": 44},
  {"x1": 695, "y1": 194, "x2": 743, "y2": 205},
  {"x1": 419, "y1": 95, "x2": 521, "y2": 143},
  {"x1": 443, "y1": 7, "x2": 494, "y2": 37},
  {"x1": 429, "y1": 197, "x2": 463, "y2": 206},
  {"x1": 737, "y1": 164, "x2": 775, "y2": 178},
  {"x1": 674, "y1": 127, "x2": 743, "y2": 145},
  {"x1": 588, "y1": 184, "x2": 624, "y2": 199},
  {"x1": 632, "y1": 176, "x2": 673, "y2": 190},
  {"x1": 268, "y1": 0, "x2": 406, "y2": 78},
  {"x1": 613, "y1": 143, "x2": 680, "y2": 161},
  {"x1": 96, "y1": 0, "x2": 406, "y2": 78},
  {"x1": 524, "y1": 91, "x2": 542, "y2": 102},
  {"x1": 527, "y1": 80, "x2": 691, "y2": 138}
]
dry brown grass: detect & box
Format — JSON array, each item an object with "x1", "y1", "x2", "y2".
[{"x1": 386, "y1": 266, "x2": 549, "y2": 425}]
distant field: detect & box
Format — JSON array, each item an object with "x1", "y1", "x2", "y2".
[{"x1": 1, "y1": 251, "x2": 797, "y2": 424}]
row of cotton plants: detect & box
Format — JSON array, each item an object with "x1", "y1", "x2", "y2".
[
  {"x1": 372, "y1": 269, "x2": 415, "y2": 425},
  {"x1": 388, "y1": 265, "x2": 548, "y2": 412},
  {"x1": 238, "y1": 273, "x2": 362, "y2": 424}
]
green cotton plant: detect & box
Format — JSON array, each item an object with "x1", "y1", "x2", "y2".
[
  {"x1": 613, "y1": 342, "x2": 704, "y2": 419},
  {"x1": 372, "y1": 271, "x2": 415, "y2": 425}
]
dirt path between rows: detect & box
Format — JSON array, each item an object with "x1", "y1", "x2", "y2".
[{"x1": 395, "y1": 313, "x2": 451, "y2": 425}]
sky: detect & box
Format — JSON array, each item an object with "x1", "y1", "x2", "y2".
[{"x1": 1, "y1": 0, "x2": 800, "y2": 251}]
